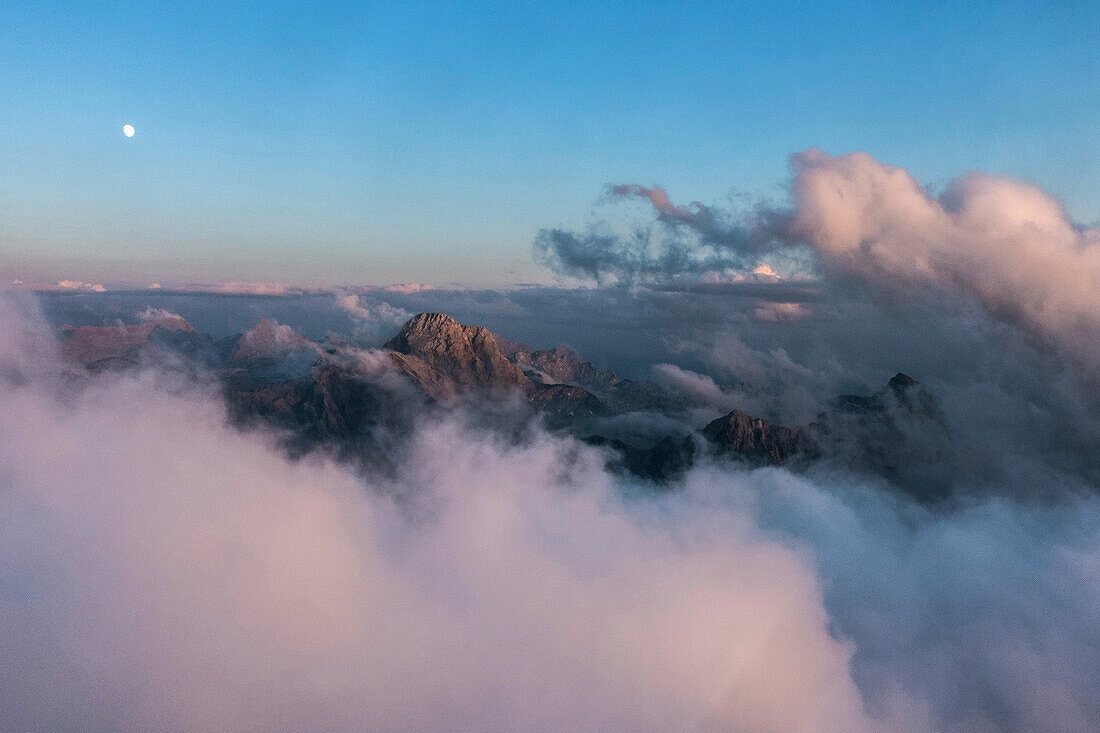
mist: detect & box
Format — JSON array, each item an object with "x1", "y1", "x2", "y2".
[{"x1": 4, "y1": 282, "x2": 1100, "y2": 732}]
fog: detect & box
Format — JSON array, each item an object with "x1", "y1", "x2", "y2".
[{"x1": 3, "y1": 287, "x2": 1100, "y2": 732}]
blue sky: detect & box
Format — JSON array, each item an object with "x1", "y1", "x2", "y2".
[{"x1": 2, "y1": 1, "x2": 1097, "y2": 287}]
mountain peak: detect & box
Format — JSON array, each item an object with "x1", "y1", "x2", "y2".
[
  {"x1": 384, "y1": 313, "x2": 464, "y2": 353},
  {"x1": 230, "y1": 319, "x2": 311, "y2": 360},
  {"x1": 384, "y1": 313, "x2": 527, "y2": 395},
  {"x1": 702, "y1": 409, "x2": 818, "y2": 464},
  {"x1": 888, "y1": 372, "x2": 919, "y2": 390}
]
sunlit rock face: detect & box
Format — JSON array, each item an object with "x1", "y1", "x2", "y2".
[{"x1": 385, "y1": 312, "x2": 529, "y2": 398}]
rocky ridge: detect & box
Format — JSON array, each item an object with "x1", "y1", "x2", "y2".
[{"x1": 60, "y1": 309, "x2": 937, "y2": 484}]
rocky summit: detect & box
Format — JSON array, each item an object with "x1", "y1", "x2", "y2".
[{"x1": 384, "y1": 313, "x2": 528, "y2": 398}]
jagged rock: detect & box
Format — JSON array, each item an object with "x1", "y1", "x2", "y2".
[
  {"x1": 226, "y1": 363, "x2": 418, "y2": 471},
  {"x1": 84, "y1": 356, "x2": 139, "y2": 374},
  {"x1": 490, "y1": 334, "x2": 533, "y2": 361},
  {"x1": 702, "y1": 409, "x2": 819, "y2": 464},
  {"x1": 523, "y1": 345, "x2": 621, "y2": 387},
  {"x1": 817, "y1": 373, "x2": 949, "y2": 500},
  {"x1": 493, "y1": 333, "x2": 673, "y2": 413},
  {"x1": 524, "y1": 383, "x2": 608, "y2": 424},
  {"x1": 385, "y1": 313, "x2": 528, "y2": 398}
]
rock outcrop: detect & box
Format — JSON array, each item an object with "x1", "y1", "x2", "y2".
[
  {"x1": 385, "y1": 313, "x2": 528, "y2": 398},
  {"x1": 702, "y1": 410, "x2": 819, "y2": 464}
]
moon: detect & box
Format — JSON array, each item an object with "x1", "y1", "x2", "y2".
[{"x1": 122, "y1": 124, "x2": 135, "y2": 138}]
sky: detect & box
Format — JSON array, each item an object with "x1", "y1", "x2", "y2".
[{"x1": 2, "y1": 0, "x2": 1098, "y2": 287}]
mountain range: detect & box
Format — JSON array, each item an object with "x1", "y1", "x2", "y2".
[{"x1": 56, "y1": 311, "x2": 942, "y2": 490}]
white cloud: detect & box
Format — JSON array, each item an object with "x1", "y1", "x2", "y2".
[
  {"x1": 652, "y1": 363, "x2": 739, "y2": 411},
  {"x1": 753, "y1": 301, "x2": 812, "y2": 322},
  {"x1": 382, "y1": 282, "x2": 434, "y2": 294},
  {"x1": 137, "y1": 306, "x2": 182, "y2": 322},
  {"x1": 55, "y1": 280, "x2": 107, "y2": 292},
  {"x1": 790, "y1": 149, "x2": 1100, "y2": 373},
  {"x1": 213, "y1": 281, "x2": 294, "y2": 296},
  {"x1": 0, "y1": 306, "x2": 876, "y2": 732},
  {"x1": 753, "y1": 263, "x2": 781, "y2": 279},
  {"x1": 1, "y1": 299, "x2": 1098, "y2": 732}
]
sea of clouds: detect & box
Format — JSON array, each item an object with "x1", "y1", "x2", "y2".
[
  {"x1": 4, "y1": 149, "x2": 1100, "y2": 731},
  {"x1": 2, "y1": 293, "x2": 1100, "y2": 732}
]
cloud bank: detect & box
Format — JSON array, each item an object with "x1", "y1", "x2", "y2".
[
  {"x1": 0, "y1": 310, "x2": 870, "y2": 732},
  {"x1": 1, "y1": 295, "x2": 1099, "y2": 731},
  {"x1": 538, "y1": 150, "x2": 1100, "y2": 378}
]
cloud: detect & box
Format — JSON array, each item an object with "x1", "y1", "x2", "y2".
[
  {"x1": 55, "y1": 280, "x2": 107, "y2": 292},
  {"x1": 789, "y1": 149, "x2": 1100, "y2": 375},
  {"x1": 609, "y1": 184, "x2": 706, "y2": 222},
  {"x1": 753, "y1": 301, "x2": 812, "y2": 322},
  {"x1": 334, "y1": 292, "x2": 411, "y2": 326},
  {"x1": 213, "y1": 281, "x2": 295, "y2": 296},
  {"x1": 538, "y1": 150, "x2": 1100, "y2": 378},
  {"x1": 536, "y1": 183, "x2": 795, "y2": 285},
  {"x1": 0, "y1": 325, "x2": 873, "y2": 732},
  {"x1": 2, "y1": 298, "x2": 1099, "y2": 731},
  {"x1": 137, "y1": 306, "x2": 183, "y2": 322},
  {"x1": 334, "y1": 292, "x2": 413, "y2": 346},
  {"x1": 382, "y1": 282, "x2": 434, "y2": 294},
  {"x1": 230, "y1": 318, "x2": 313, "y2": 360},
  {"x1": 652, "y1": 363, "x2": 739, "y2": 411},
  {"x1": 717, "y1": 467, "x2": 1100, "y2": 733},
  {"x1": 753, "y1": 263, "x2": 781, "y2": 279}
]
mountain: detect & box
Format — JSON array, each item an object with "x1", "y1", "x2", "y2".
[
  {"x1": 833, "y1": 372, "x2": 939, "y2": 416},
  {"x1": 514, "y1": 344, "x2": 621, "y2": 387},
  {"x1": 702, "y1": 410, "x2": 819, "y2": 464},
  {"x1": 586, "y1": 435, "x2": 697, "y2": 481},
  {"x1": 206, "y1": 311, "x2": 944, "y2": 486},
  {"x1": 228, "y1": 318, "x2": 312, "y2": 361},
  {"x1": 59, "y1": 317, "x2": 207, "y2": 366},
  {"x1": 227, "y1": 360, "x2": 420, "y2": 471},
  {"x1": 385, "y1": 313, "x2": 529, "y2": 398},
  {"x1": 492, "y1": 334, "x2": 674, "y2": 413}
]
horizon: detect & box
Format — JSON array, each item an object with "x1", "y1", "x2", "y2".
[{"x1": 4, "y1": 1, "x2": 1100, "y2": 287}]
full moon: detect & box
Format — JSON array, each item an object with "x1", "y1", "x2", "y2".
[{"x1": 122, "y1": 124, "x2": 135, "y2": 138}]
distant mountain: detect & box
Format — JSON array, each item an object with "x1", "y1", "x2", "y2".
[
  {"x1": 492, "y1": 333, "x2": 674, "y2": 413},
  {"x1": 228, "y1": 318, "x2": 313, "y2": 361},
  {"x1": 55, "y1": 310, "x2": 938, "y2": 487},
  {"x1": 585, "y1": 435, "x2": 697, "y2": 481},
  {"x1": 58, "y1": 317, "x2": 213, "y2": 367},
  {"x1": 227, "y1": 360, "x2": 419, "y2": 472},
  {"x1": 382, "y1": 313, "x2": 611, "y2": 424},
  {"x1": 833, "y1": 372, "x2": 938, "y2": 416},
  {"x1": 702, "y1": 410, "x2": 819, "y2": 464}
]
